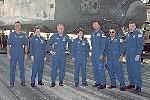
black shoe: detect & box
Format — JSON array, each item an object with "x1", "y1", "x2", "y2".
[
  {"x1": 126, "y1": 84, "x2": 135, "y2": 89},
  {"x1": 38, "y1": 81, "x2": 44, "y2": 85},
  {"x1": 107, "y1": 85, "x2": 116, "y2": 89},
  {"x1": 9, "y1": 82, "x2": 14, "y2": 88},
  {"x1": 21, "y1": 81, "x2": 26, "y2": 86},
  {"x1": 31, "y1": 82, "x2": 36, "y2": 87},
  {"x1": 75, "y1": 82, "x2": 79, "y2": 87},
  {"x1": 103, "y1": 84, "x2": 106, "y2": 88},
  {"x1": 82, "y1": 82, "x2": 88, "y2": 87},
  {"x1": 136, "y1": 86, "x2": 141, "y2": 93},
  {"x1": 50, "y1": 82, "x2": 56, "y2": 87},
  {"x1": 92, "y1": 83, "x2": 100, "y2": 87},
  {"x1": 59, "y1": 81, "x2": 64, "y2": 86},
  {"x1": 120, "y1": 87, "x2": 126, "y2": 91},
  {"x1": 97, "y1": 84, "x2": 106, "y2": 90}
]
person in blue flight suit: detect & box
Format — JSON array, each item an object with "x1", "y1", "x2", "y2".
[
  {"x1": 30, "y1": 26, "x2": 46, "y2": 87},
  {"x1": 47, "y1": 24, "x2": 72, "y2": 87},
  {"x1": 90, "y1": 20, "x2": 106, "y2": 89},
  {"x1": 125, "y1": 21, "x2": 143, "y2": 93},
  {"x1": 71, "y1": 28, "x2": 90, "y2": 87},
  {"x1": 7, "y1": 21, "x2": 28, "y2": 87},
  {"x1": 105, "y1": 28, "x2": 126, "y2": 91}
]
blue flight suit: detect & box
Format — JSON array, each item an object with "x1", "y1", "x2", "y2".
[
  {"x1": 125, "y1": 29, "x2": 143, "y2": 88},
  {"x1": 47, "y1": 33, "x2": 71, "y2": 83},
  {"x1": 7, "y1": 32, "x2": 28, "y2": 83},
  {"x1": 91, "y1": 30, "x2": 106, "y2": 85},
  {"x1": 105, "y1": 36, "x2": 125, "y2": 88},
  {"x1": 71, "y1": 37, "x2": 90, "y2": 84},
  {"x1": 30, "y1": 35, "x2": 46, "y2": 83}
]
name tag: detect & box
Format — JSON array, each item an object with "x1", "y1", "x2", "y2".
[
  {"x1": 19, "y1": 36, "x2": 23, "y2": 38},
  {"x1": 102, "y1": 34, "x2": 106, "y2": 37},
  {"x1": 82, "y1": 42, "x2": 86, "y2": 45},
  {"x1": 120, "y1": 39, "x2": 123, "y2": 43},
  {"x1": 62, "y1": 38, "x2": 66, "y2": 41}
]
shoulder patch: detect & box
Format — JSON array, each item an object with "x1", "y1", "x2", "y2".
[
  {"x1": 138, "y1": 34, "x2": 142, "y2": 38},
  {"x1": 97, "y1": 33, "x2": 100, "y2": 36}
]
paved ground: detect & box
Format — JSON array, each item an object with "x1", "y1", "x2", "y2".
[{"x1": 0, "y1": 49, "x2": 150, "y2": 100}]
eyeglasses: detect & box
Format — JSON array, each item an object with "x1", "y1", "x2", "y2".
[{"x1": 109, "y1": 31, "x2": 115, "y2": 33}]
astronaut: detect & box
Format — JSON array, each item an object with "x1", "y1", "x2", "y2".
[
  {"x1": 47, "y1": 24, "x2": 72, "y2": 87},
  {"x1": 71, "y1": 28, "x2": 90, "y2": 87},
  {"x1": 105, "y1": 28, "x2": 126, "y2": 91},
  {"x1": 30, "y1": 26, "x2": 46, "y2": 87},
  {"x1": 125, "y1": 21, "x2": 143, "y2": 93},
  {"x1": 90, "y1": 20, "x2": 106, "y2": 89},
  {"x1": 7, "y1": 21, "x2": 28, "y2": 87}
]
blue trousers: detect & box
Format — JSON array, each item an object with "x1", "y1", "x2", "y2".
[
  {"x1": 126, "y1": 55, "x2": 142, "y2": 87},
  {"x1": 51, "y1": 54, "x2": 66, "y2": 82},
  {"x1": 31, "y1": 56, "x2": 44, "y2": 82},
  {"x1": 74, "y1": 59, "x2": 87, "y2": 83},
  {"x1": 10, "y1": 54, "x2": 25, "y2": 83},
  {"x1": 91, "y1": 55, "x2": 105, "y2": 85},
  {"x1": 107, "y1": 59, "x2": 125, "y2": 87}
]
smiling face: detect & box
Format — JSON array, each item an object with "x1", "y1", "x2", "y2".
[
  {"x1": 109, "y1": 29, "x2": 116, "y2": 37},
  {"x1": 92, "y1": 21, "x2": 100, "y2": 31},
  {"x1": 77, "y1": 30, "x2": 84, "y2": 38},
  {"x1": 14, "y1": 22, "x2": 21, "y2": 33},
  {"x1": 128, "y1": 23, "x2": 136, "y2": 32},
  {"x1": 35, "y1": 28, "x2": 41, "y2": 35},
  {"x1": 57, "y1": 24, "x2": 64, "y2": 34}
]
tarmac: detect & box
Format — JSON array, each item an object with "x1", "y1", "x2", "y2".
[{"x1": 0, "y1": 48, "x2": 150, "y2": 100}]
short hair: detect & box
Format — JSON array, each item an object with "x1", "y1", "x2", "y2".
[
  {"x1": 15, "y1": 21, "x2": 21, "y2": 24},
  {"x1": 91, "y1": 19, "x2": 101, "y2": 25},
  {"x1": 128, "y1": 20, "x2": 136, "y2": 25},
  {"x1": 34, "y1": 25, "x2": 40, "y2": 29},
  {"x1": 109, "y1": 26, "x2": 116, "y2": 30},
  {"x1": 34, "y1": 25, "x2": 40, "y2": 32},
  {"x1": 57, "y1": 23, "x2": 64, "y2": 27},
  {"x1": 77, "y1": 27, "x2": 84, "y2": 33}
]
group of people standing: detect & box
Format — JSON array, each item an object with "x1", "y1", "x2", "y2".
[{"x1": 7, "y1": 20, "x2": 143, "y2": 94}]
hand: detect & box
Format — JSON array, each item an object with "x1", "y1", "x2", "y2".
[
  {"x1": 99, "y1": 55, "x2": 103, "y2": 61},
  {"x1": 72, "y1": 58, "x2": 75, "y2": 63},
  {"x1": 119, "y1": 56, "x2": 123, "y2": 62},
  {"x1": 31, "y1": 56, "x2": 34, "y2": 62},
  {"x1": 103, "y1": 56, "x2": 107, "y2": 62},
  {"x1": 7, "y1": 53, "x2": 10, "y2": 59},
  {"x1": 25, "y1": 54, "x2": 28, "y2": 60},
  {"x1": 135, "y1": 55, "x2": 140, "y2": 61},
  {"x1": 25, "y1": 47, "x2": 28, "y2": 54},
  {"x1": 89, "y1": 52, "x2": 92, "y2": 57},
  {"x1": 44, "y1": 57, "x2": 46, "y2": 61}
]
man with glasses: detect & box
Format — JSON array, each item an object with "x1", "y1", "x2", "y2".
[{"x1": 105, "y1": 28, "x2": 126, "y2": 91}]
